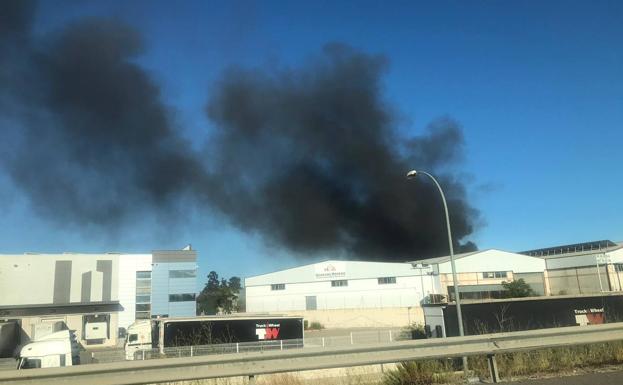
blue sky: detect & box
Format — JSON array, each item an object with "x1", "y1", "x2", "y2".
[{"x1": 2, "y1": 0, "x2": 622, "y2": 286}]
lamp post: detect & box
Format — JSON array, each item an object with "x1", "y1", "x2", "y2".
[{"x1": 406, "y1": 170, "x2": 467, "y2": 369}]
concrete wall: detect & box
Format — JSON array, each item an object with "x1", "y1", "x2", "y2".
[
  {"x1": 0, "y1": 253, "x2": 119, "y2": 306},
  {"x1": 277, "y1": 307, "x2": 424, "y2": 328},
  {"x1": 246, "y1": 275, "x2": 438, "y2": 313},
  {"x1": 547, "y1": 265, "x2": 610, "y2": 295},
  {"x1": 246, "y1": 260, "x2": 440, "y2": 313}
]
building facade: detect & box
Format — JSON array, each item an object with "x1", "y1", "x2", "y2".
[
  {"x1": 244, "y1": 241, "x2": 623, "y2": 328},
  {"x1": 245, "y1": 260, "x2": 439, "y2": 312},
  {"x1": 0, "y1": 253, "x2": 122, "y2": 350},
  {"x1": 0, "y1": 247, "x2": 198, "y2": 355},
  {"x1": 421, "y1": 249, "x2": 548, "y2": 300}
]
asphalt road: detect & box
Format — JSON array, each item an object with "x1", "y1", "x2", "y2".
[{"x1": 507, "y1": 370, "x2": 623, "y2": 384}]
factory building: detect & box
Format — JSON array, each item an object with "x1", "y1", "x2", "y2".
[
  {"x1": 520, "y1": 240, "x2": 623, "y2": 295},
  {"x1": 245, "y1": 260, "x2": 440, "y2": 312},
  {"x1": 245, "y1": 260, "x2": 439, "y2": 328},
  {"x1": 244, "y1": 240, "x2": 622, "y2": 328},
  {"x1": 0, "y1": 247, "x2": 197, "y2": 355},
  {"x1": 0, "y1": 253, "x2": 122, "y2": 350},
  {"x1": 421, "y1": 249, "x2": 548, "y2": 300}
]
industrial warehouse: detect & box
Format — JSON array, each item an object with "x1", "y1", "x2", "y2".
[
  {"x1": 0, "y1": 247, "x2": 197, "y2": 357},
  {"x1": 2, "y1": 239, "x2": 623, "y2": 358},
  {"x1": 245, "y1": 240, "x2": 623, "y2": 328}
]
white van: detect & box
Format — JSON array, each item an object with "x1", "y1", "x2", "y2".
[{"x1": 17, "y1": 330, "x2": 74, "y2": 369}]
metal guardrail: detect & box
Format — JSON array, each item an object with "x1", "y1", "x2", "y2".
[{"x1": 2, "y1": 323, "x2": 623, "y2": 385}]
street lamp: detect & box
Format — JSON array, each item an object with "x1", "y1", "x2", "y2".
[{"x1": 406, "y1": 170, "x2": 467, "y2": 367}]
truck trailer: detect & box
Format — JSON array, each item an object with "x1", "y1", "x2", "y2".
[{"x1": 125, "y1": 315, "x2": 304, "y2": 360}]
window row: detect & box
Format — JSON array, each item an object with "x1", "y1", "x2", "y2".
[
  {"x1": 270, "y1": 277, "x2": 399, "y2": 290},
  {"x1": 482, "y1": 271, "x2": 508, "y2": 279}
]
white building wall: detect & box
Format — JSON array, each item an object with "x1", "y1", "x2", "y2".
[
  {"x1": 117, "y1": 254, "x2": 152, "y2": 330},
  {"x1": 0, "y1": 253, "x2": 119, "y2": 306},
  {"x1": 245, "y1": 260, "x2": 439, "y2": 313},
  {"x1": 437, "y1": 249, "x2": 546, "y2": 274}
]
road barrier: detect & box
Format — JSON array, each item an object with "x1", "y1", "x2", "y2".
[{"x1": 2, "y1": 322, "x2": 623, "y2": 385}]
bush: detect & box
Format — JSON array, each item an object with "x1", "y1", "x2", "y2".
[
  {"x1": 404, "y1": 323, "x2": 427, "y2": 339},
  {"x1": 383, "y1": 362, "x2": 434, "y2": 385},
  {"x1": 305, "y1": 321, "x2": 324, "y2": 330}
]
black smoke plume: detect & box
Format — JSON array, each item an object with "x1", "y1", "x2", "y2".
[
  {"x1": 1, "y1": 0, "x2": 479, "y2": 260},
  {"x1": 1, "y1": 1, "x2": 205, "y2": 225},
  {"x1": 205, "y1": 44, "x2": 478, "y2": 259}
]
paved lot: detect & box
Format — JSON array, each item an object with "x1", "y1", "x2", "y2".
[{"x1": 507, "y1": 370, "x2": 623, "y2": 384}]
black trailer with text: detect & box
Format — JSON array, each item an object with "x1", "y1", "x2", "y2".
[{"x1": 124, "y1": 315, "x2": 304, "y2": 359}]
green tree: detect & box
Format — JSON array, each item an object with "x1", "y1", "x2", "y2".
[
  {"x1": 501, "y1": 278, "x2": 535, "y2": 298},
  {"x1": 196, "y1": 271, "x2": 242, "y2": 315}
]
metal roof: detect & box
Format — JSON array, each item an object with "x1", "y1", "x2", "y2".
[{"x1": 519, "y1": 240, "x2": 621, "y2": 257}]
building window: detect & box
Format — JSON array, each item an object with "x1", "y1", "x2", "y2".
[
  {"x1": 169, "y1": 270, "x2": 197, "y2": 279},
  {"x1": 135, "y1": 295, "x2": 150, "y2": 303},
  {"x1": 136, "y1": 271, "x2": 151, "y2": 279},
  {"x1": 331, "y1": 280, "x2": 348, "y2": 287},
  {"x1": 615, "y1": 264, "x2": 623, "y2": 272},
  {"x1": 378, "y1": 277, "x2": 396, "y2": 285},
  {"x1": 169, "y1": 293, "x2": 196, "y2": 302},
  {"x1": 135, "y1": 303, "x2": 151, "y2": 312},
  {"x1": 482, "y1": 271, "x2": 508, "y2": 279},
  {"x1": 271, "y1": 284, "x2": 286, "y2": 291},
  {"x1": 135, "y1": 312, "x2": 150, "y2": 320},
  {"x1": 135, "y1": 271, "x2": 151, "y2": 319}
]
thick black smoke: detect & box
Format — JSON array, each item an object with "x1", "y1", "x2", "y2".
[
  {"x1": 1, "y1": 1, "x2": 206, "y2": 225},
  {"x1": 1, "y1": 1, "x2": 478, "y2": 259},
  {"x1": 205, "y1": 44, "x2": 478, "y2": 259}
]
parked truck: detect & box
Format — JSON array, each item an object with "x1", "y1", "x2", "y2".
[
  {"x1": 124, "y1": 315, "x2": 304, "y2": 360},
  {"x1": 17, "y1": 330, "x2": 80, "y2": 369}
]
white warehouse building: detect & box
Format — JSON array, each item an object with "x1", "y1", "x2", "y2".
[{"x1": 245, "y1": 260, "x2": 440, "y2": 313}]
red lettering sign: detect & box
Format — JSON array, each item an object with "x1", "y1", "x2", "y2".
[{"x1": 265, "y1": 327, "x2": 280, "y2": 339}]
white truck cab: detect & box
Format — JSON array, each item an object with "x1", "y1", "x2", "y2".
[
  {"x1": 124, "y1": 320, "x2": 153, "y2": 360},
  {"x1": 17, "y1": 330, "x2": 74, "y2": 369}
]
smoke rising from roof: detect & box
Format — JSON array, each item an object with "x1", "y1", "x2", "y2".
[{"x1": 1, "y1": 1, "x2": 479, "y2": 260}]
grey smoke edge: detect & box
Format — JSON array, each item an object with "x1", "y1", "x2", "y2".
[{"x1": 0, "y1": 0, "x2": 479, "y2": 261}]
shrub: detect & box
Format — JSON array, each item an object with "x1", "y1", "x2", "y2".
[
  {"x1": 383, "y1": 362, "x2": 434, "y2": 385},
  {"x1": 305, "y1": 321, "x2": 324, "y2": 330}
]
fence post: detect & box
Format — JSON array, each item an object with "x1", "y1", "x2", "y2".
[
  {"x1": 389, "y1": 330, "x2": 392, "y2": 342},
  {"x1": 141, "y1": 350, "x2": 145, "y2": 361},
  {"x1": 322, "y1": 337, "x2": 325, "y2": 348},
  {"x1": 236, "y1": 342, "x2": 240, "y2": 353},
  {"x1": 350, "y1": 332, "x2": 353, "y2": 345},
  {"x1": 487, "y1": 354, "x2": 500, "y2": 383},
  {"x1": 280, "y1": 339, "x2": 283, "y2": 350},
  {"x1": 190, "y1": 345, "x2": 193, "y2": 357}
]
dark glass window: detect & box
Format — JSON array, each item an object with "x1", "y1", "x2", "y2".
[
  {"x1": 169, "y1": 293, "x2": 196, "y2": 302},
  {"x1": 482, "y1": 271, "x2": 508, "y2": 279},
  {"x1": 331, "y1": 280, "x2": 348, "y2": 287},
  {"x1": 378, "y1": 277, "x2": 396, "y2": 285},
  {"x1": 136, "y1": 271, "x2": 151, "y2": 279},
  {"x1": 136, "y1": 303, "x2": 151, "y2": 312},
  {"x1": 169, "y1": 270, "x2": 197, "y2": 278},
  {"x1": 271, "y1": 284, "x2": 285, "y2": 291}
]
